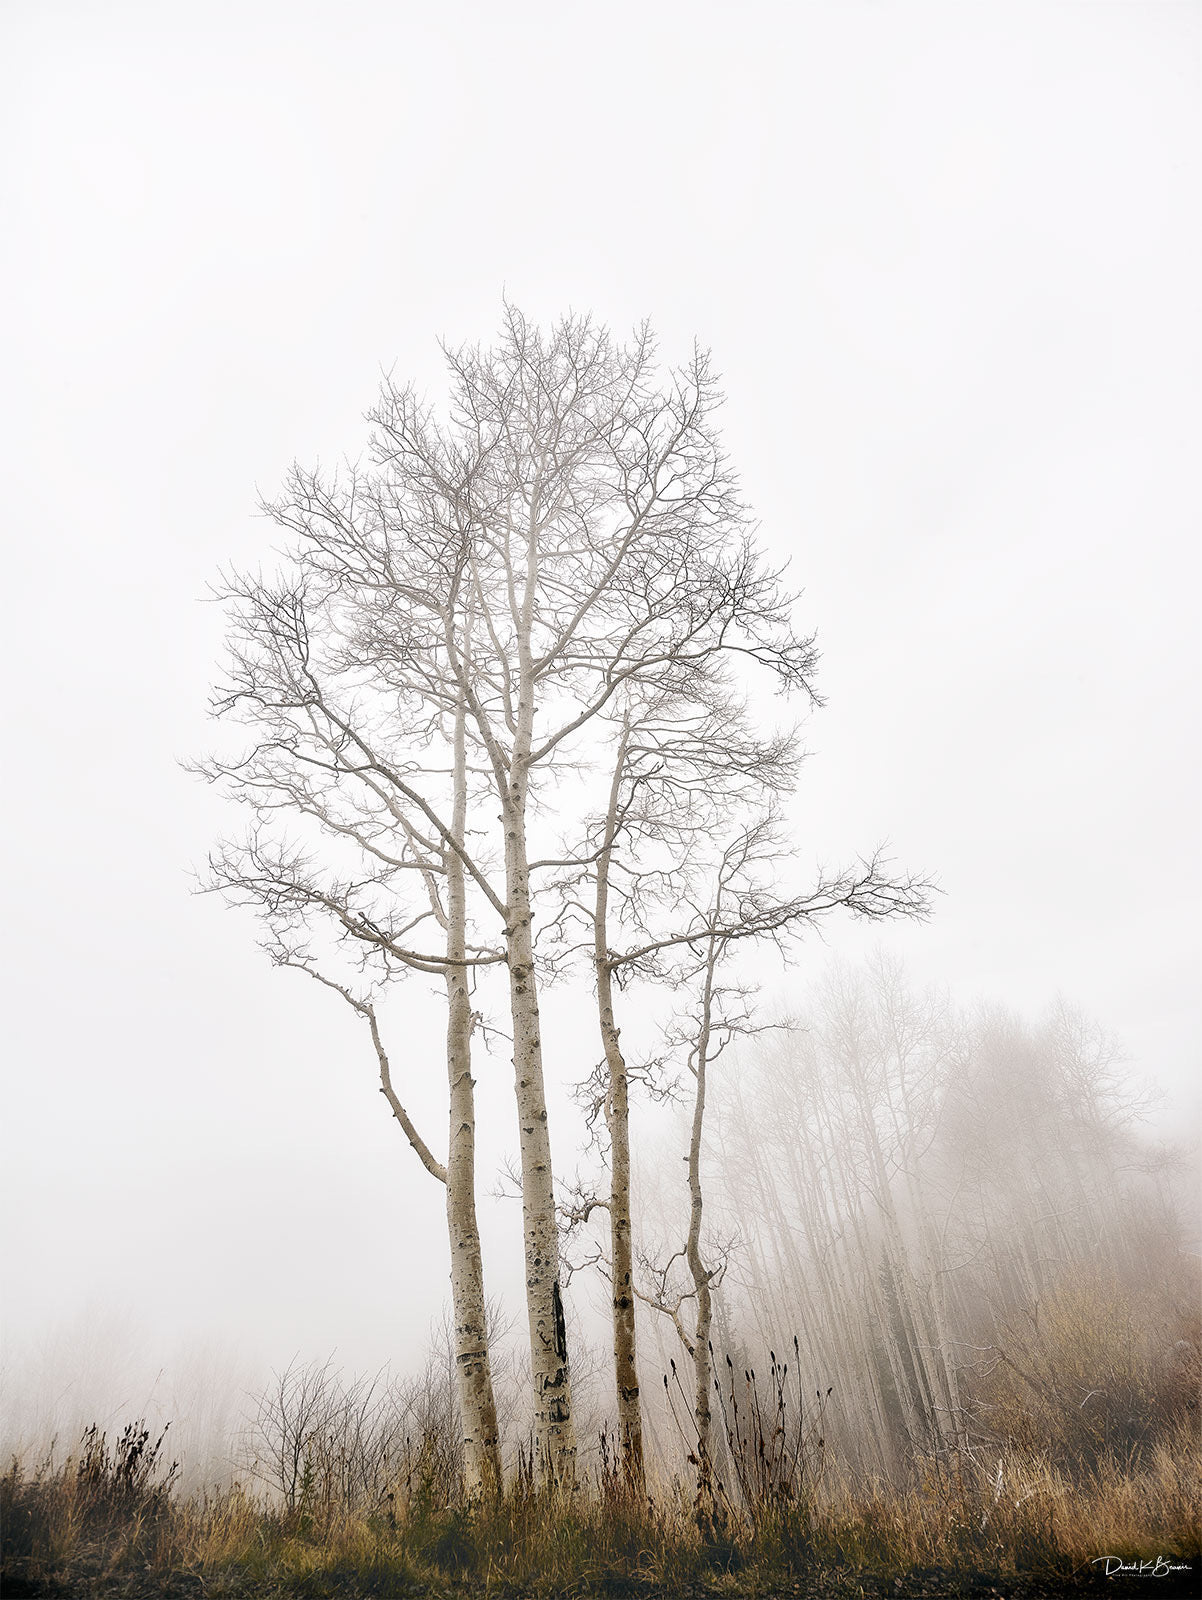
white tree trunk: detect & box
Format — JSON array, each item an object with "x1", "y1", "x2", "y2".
[
  {"x1": 595, "y1": 732, "x2": 644, "y2": 1490},
  {"x1": 597, "y1": 951, "x2": 643, "y2": 1489},
  {"x1": 504, "y1": 769, "x2": 577, "y2": 1485},
  {"x1": 686, "y1": 940, "x2": 717, "y2": 1462},
  {"x1": 444, "y1": 700, "x2": 502, "y2": 1497}
]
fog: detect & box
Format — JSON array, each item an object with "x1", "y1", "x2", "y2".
[{"x1": 2, "y1": 0, "x2": 1198, "y2": 1494}]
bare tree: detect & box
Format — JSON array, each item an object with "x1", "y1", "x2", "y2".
[
  {"x1": 195, "y1": 583, "x2": 504, "y2": 1497},
  {"x1": 559, "y1": 688, "x2": 801, "y2": 1490},
  {"x1": 201, "y1": 306, "x2": 841, "y2": 1486},
  {"x1": 247, "y1": 308, "x2": 819, "y2": 1483},
  {"x1": 631, "y1": 822, "x2": 932, "y2": 1475},
  {"x1": 548, "y1": 704, "x2": 933, "y2": 1489}
]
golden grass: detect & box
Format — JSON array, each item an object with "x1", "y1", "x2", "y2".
[
  {"x1": 4, "y1": 1415, "x2": 1198, "y2": 1596},
  {"x1": 807, "y1": 1420, "x2": 1199, "y2": 1578}
]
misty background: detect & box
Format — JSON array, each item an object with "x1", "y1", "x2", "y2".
[{"x1": 2, "y1": 0, "x2": 1198, "y2": 1482}]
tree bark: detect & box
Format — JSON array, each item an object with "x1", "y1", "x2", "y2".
[
  {"x1": 444, "y1": 699, "x2": 503, "y2": 1497},
  {"x1": 686, "y1": 938, "x2": 717, "y2": 1463},
  {"x1": 594, "y1": 728, "x2": 644, "y2": 1491},
  {"x1": 504, "y1": 765, "x2": 577, "y2": 1485}
]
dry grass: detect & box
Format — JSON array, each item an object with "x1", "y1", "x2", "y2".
[
  {"x1": 810, "y1": 1416, "x2": 1199, "y2": 1576},
  {"x1": 3, "y1": 1413, "x2": 1198, "y2": 1597},
  {"x1": 6, "y1": 1285, "x2": 1198, "y2": 1596}
]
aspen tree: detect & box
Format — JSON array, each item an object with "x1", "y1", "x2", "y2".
[
  {"x1": 357, "y1": 310, "x2": 823, "y2": 1482},
  {"x1": 561, "y1": 686, "x2": 927, "y2": 1485},
  {"x1": 197, "y1": 577, "x2": 505, "y2": 1498},
  {"x1": 569, "y1": 693, "x2": 801, "y2": 1491},
  {"x1": 632, "y1": 822, "x2": 932, "y2": 1472},
  {"x1": 206, "y1": 306, "x2": 820, "y2": 1486}
]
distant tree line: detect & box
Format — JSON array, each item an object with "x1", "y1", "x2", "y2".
[{"x1": 678, "y1": 958, "x2": 1196, "y2": 1481}]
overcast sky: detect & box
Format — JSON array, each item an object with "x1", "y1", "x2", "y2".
[{"x1": 2, "y1": 0, "x2": 1199, "y2": 1449}]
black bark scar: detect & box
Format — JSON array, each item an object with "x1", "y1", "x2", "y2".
[{"x1": 552, "y1": 1278, "x2": 568, "y2": 1364}]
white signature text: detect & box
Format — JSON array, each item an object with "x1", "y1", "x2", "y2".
[{"x1": 1092, "y1": 1556, "x2": 1193, "y2": 1578}]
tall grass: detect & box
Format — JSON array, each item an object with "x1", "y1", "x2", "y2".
[{"x1": 4, "y1": 1403, "x2": 1197, "y2": 1595}]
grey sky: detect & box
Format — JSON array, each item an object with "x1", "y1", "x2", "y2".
[{"x1": 2, "y1": 1, "x2": 1198, "y2": 1419}]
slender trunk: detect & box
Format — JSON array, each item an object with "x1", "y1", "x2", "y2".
[
  {"x1": 504, "y1": 769, "x2": 577, "y2": 1485},
  {"x1": 686, "y1": 939, "x2": 717, "y2": 1460},
  {"x1": 602, "y1": 992, "x2": 643, "y2": 1489},
  {"x1": 842, "y1": 1040, "x2": 947, "y2": 1455},
  {"x1": 444, "y1": 699, "x2": 502, "y2": 1497},
  {"x1": 482, "y1": 489, "x2": 578, "y2": 1487},
  {"x1": 813, "y1": 1082, "x2": 913, "y2": 1473},
  {"x1": 595, "y1": 728, "x2": 644, "y2": 1492}
]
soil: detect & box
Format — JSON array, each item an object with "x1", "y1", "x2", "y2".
[{"x1": 3, "y1": 1563, "x2": 1199, "y2": 1600}]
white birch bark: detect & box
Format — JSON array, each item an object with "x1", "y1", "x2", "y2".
[
  {"x1": 685, "y1": 936, "x2": 718, "y2": 1462},
  {"x1": 479, "y1": 482, "x2": 581, "y2": 1488},
  {"x1": 594, "y1": 726, "x2": 644, "y2": 1490},
  {"x1": 504, "y1": 774, "x2": 577, "y2": 1484},
  {"x1": 443, "y1": 699, "x2": 502, "y2": 1497}
]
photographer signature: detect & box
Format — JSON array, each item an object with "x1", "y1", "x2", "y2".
[{"x1": 1092, "y1": 1556, "x2": 1193, "y2": 1578}]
